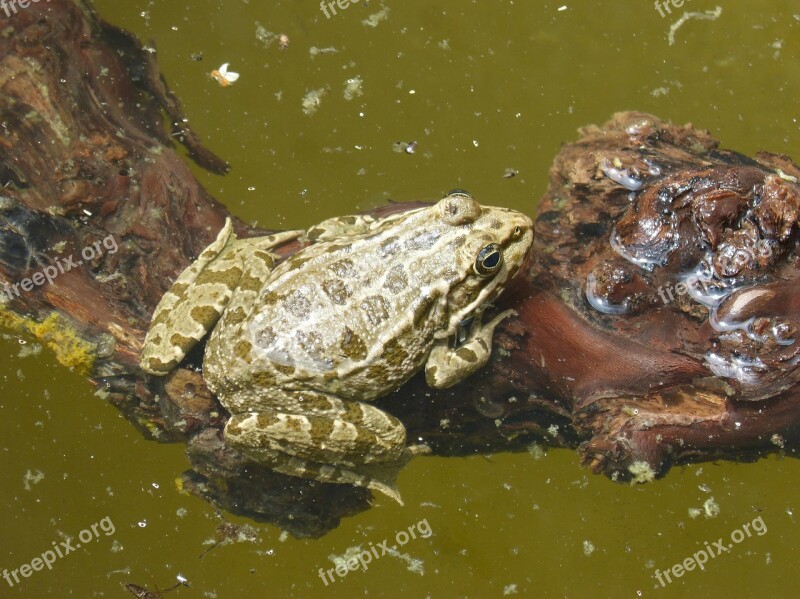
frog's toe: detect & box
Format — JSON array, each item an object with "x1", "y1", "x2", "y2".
[{"x1": 367, "y1": 480, "x2": 404, "y2": 505}]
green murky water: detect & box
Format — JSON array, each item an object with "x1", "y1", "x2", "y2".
[{"x1": 2, "y1": 1, "x2": 799, "y2": 596}]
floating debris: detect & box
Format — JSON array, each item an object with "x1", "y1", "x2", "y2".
[
  {"x1": 23, "y1": 469, "x2": 44, "y2": 491},
  {"x1": 255, "y1": 22, "x2": 282, "y2": 49},
  {"x1": 124, "y1": 578, "x2": 189, "y2": 598},
  {"x1": 503, "y1": 168, "x2": 518, "y2": 178},
  {"x1": 302, "y1": 87, "x2": 329, "y2": 115},
  {"x1": 703, "y1": 497, "x2": 720, "y2": 518},
  {"x1": 393, "y1": 140, "x2": 417, "y2": 154},
  {"x1": 189, "y1": 52, "x2": 203, "y2": 62},
  {"x1": 362, "y1": 6, "x2": 390, "y2": 27},
  {"x1": 200, "y1": 515, "x2": 260, "y2": 559},
  {"x1": 343, "y1": 76, "x2": 364, "y2": 101},
  {"x1": 210, "y1": 63, "x2": 239, "y2": 87},
  {"x1": 278, "y1": 34, "x2": 290, "y2": 50},
  {"x1": 309, "y1": 46, "x2": 339, "y2": 57}
]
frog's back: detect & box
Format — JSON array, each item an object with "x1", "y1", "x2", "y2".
[{"x1": 219, "y1": 218, "x2": 452, "y2": 400}]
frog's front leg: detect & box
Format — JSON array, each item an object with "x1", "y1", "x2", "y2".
[
  {"x1": 222, "y1": 390, "x2": 429, "y2": 504},
  {"x1": 424, "y1": 309, "x2": 515, "y2": 389}
]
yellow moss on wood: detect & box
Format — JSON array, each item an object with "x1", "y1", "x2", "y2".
[{"x1": 0, "y1": 308, "x2": 96, "y2": 374}]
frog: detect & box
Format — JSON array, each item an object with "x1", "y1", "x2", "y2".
[{"x1": 140, "y1": 190, "x2": 533, "y2": 503}]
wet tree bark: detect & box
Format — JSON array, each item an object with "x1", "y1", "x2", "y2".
[{"x1": 2, "y1": 1, "x2": 799, "y2": 537}]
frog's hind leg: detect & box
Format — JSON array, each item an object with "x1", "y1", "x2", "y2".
[
  {"x1": 223, "y1": 392, "x2": 429, "y2": 503},
  {"x1": 141, "y1": 219, "x2": 237, "y2": 374},
  {"x1": 140, "y1": 218, "x2": 300, "y2": 375}
]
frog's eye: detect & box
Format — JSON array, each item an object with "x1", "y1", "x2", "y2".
[
  {"x1": 512, "y1": 226, "x2": 523, "y2": 239},
  {"x1": 474, "y1": 243, "x2": 503, "y2": 277}
]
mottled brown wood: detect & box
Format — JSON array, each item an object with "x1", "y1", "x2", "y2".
[{"x1": 2, "y1": 1, "x2": 799, "y2": 537}]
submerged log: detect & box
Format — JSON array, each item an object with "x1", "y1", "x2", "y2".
[{"x1": 2, "y1": 0, "x2": 799, "y2": 537}]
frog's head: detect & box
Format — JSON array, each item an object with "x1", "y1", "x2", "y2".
[{"x1": 434, "y1": 190, "x2": 534, "y2": 334}]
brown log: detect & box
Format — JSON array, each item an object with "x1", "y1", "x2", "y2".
[{"x1": 2, "y1": 1, "x2": 799, "y2": 537}]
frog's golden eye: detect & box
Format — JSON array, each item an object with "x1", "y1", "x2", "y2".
[{"x1": 474, "y1": 243, "x2": 503, "y2": 277}]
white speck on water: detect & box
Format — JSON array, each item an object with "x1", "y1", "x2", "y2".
[
  {"x1": 503, "y1": 583, "x2": 519, "y2": 595},
  {"x1": 583, "y1": 540, "x2": 595, "y2": 556}
]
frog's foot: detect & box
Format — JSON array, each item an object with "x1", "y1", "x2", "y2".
[{"x1": 425, "y1": 308, "x2": 516, "y2": 389}]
